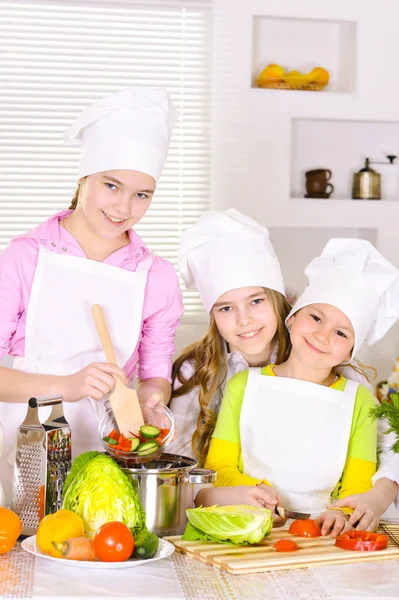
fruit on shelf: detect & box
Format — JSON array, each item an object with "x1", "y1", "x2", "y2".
[
  {"x1": 258, "y1": 63, "x2": 285, "y2": 81},
  {"x1": 305, "y1": 67, "x2": 329, "y2": 83},
  {"x1": 286, "y1": 70, "x2": 301, "y2": 79},
  {"x1": 256, "y1": 63, "x2": 330, "y2": 91}
]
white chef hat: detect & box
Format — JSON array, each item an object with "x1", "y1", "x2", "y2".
[
  {"x1": 179, "y1": 209, "x2": 285, "y2": 312},
  {"x1": 64, "y1": 87, "x2": 177, "y2": 183},
  {"x1": 288, "y1": 239, "x2": 399, "y2": 358}
]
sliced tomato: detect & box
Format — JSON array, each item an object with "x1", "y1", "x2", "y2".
[
  {"x1": 273, "y1": 539, "x2": 299, "y2": 552},
  {"x1": 288, "y1": 519, "x2": 321, "y2": 538},
  {"x1": 335, "y1": 531, "x2": 388, "y2": 552}
]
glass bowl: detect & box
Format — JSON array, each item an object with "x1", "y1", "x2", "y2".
[{"x1": 98, "y1": 401, "x2": 175, "y2": 465}]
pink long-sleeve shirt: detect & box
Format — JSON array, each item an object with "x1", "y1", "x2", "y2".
[{"x1": 0, "y1": 210, "x2": 184, "y2": 381}]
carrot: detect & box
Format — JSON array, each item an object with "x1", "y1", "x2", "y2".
[
  {"x1": 108, "y1": 429, "x2": 119, "y2": 440},
  {"x1": 156, "y1": 428, "x2": 170, "y2": 444},
  {"x1": 52, "y1": 537, "x2": 96, "y2": 561}
]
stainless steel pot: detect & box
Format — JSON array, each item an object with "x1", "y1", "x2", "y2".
[{"x1": 118, "y1": 453, "x2": 216, "y2": 537}]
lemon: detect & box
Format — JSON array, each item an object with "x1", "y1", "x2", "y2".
[
  {"x1": 258, "y1": 63, "x2": 285, "y2": 81},
  {"x1": 36, "y1": 509, "x2": 84, "y2": 558},
  {"x1": 309, "y1": 67, "x2": 329, "y2": 83}
]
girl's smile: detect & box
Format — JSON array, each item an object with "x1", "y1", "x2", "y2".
[
  {"x1": 212, "y1": 286, "x2": 278, "y2": 366},
  {"x1": 237, "y1": 327, "x2": 264, "y2": 340},
  {"x1": 304, "y1": 338, "x2": 327, "y2": 354},
  {"x1": 288, "y1": 303, "x2": 355, "y2": 370},
  {"x1": 101, "y1": 211, "x2": 128, "y2": 225}
]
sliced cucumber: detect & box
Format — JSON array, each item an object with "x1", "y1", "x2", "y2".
[
  {"x1": 139, "y1": 425, "x2": 161, "y2": 439},
  {"x1": 137, "y1": 440, "x2": 159, "y2": 456},
  {"x1": 103, "y1": 436, "x2": 118, "y2": 445},
  {"x1": 128, "y1": 437, "x2": 141, "y2": 452}
]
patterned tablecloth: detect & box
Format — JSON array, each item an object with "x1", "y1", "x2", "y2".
[{"x1": 1, "y1": 540, "x2": 399, "y2": 600}]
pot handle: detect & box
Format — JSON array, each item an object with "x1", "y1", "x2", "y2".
[{"x1": 186, "y1": 468, "x2": 216, "y2": 484}]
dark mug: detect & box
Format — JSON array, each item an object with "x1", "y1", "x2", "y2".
[
  {"x1": 305, "y1": 169, "x2": 334, "y2": 197},
  {"x1": 305, "y1": 168, "x2": 332, "y2": 181}
]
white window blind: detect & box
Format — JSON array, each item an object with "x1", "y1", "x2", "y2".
[{"x1": 1, "y1": 0, "x2": 211, "y2": 318}]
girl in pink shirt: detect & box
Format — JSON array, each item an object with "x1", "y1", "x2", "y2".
[{"x1": 0, "y1": 87, "x2": 183, "y2": 503}]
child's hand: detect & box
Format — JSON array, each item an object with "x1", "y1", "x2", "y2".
[
  {"x1": 315, "y1": 509, "x2": 352, "y2": 537},
  {"x1": 255, "y1": 484, "x2": 286, "y2": 526},
  {"x1": 327, "y1": 480, "x2": 398, "y2": 532},
  {"x1": 61, "y1": 362, "x2": 128, "y2": 402},
  {"x1": 142, "y1": 390, "x2": 164, "y2": 407},
  {"x1": 194, "y1": 484, "x2": 285, "y2": 524}
]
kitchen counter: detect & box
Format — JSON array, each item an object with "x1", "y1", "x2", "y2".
[{"x1": 1, "y1": 538, "x2": 399, "y2": 600}]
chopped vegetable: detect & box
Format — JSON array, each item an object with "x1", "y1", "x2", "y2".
[
  {"x1": 103, "y1": 436, "x2": 118, "y2": 445},
  {"x1": 93, "y1": 521, "x2": 134, "y2": 562},
  {"x1": 182, "y1": 505, "x2": 273, "y2": 546},
  {"x1": 128, "y1": 437, "x2": 141, "y2": 452},
  {"x1": 273, "y1": 539, "x2": 299, "y2": 552},
  {"x1": 132, "y1": 528, "x2": 159, "y2": 559},
  {"x1": 140, "y1": 425, "x2": 161, "y2": 439},
  {"x1": 137, "y1": 441, "x2": 159, "y2": 456},
  {"x1": 288, "y1": 519, "x2": 321, "y2": 538},
  {"x1": 335, "y1": 531, "x2": 388, "y2": 551},
  {"x1": 62, "y1": 453, "x2": 146, "y2": 537},
  {"x1": 103, "y1": 426, "x2": 170, "y2": 455},
  {"x1": 52, "y1": 537, "x2": 96, "y2": 561}
]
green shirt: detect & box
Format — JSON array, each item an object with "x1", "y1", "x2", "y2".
[{"x1": 210, "y1": 365, "x2": 377, "y2": 497}]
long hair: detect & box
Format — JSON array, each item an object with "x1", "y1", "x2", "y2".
[
  {"x1": 171, "y1": 289, "x2": 291, "y2": 466},
  {"x1": 333, "y1": 359, "x2": 375, "y2": 384},
  {"x1": 69, "y1": 179, "x2": 85, "y2": 210}
]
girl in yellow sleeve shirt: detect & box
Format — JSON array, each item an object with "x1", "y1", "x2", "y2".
[{"x1": 204, "y1": 238, "x2": 399, "y2": 536}]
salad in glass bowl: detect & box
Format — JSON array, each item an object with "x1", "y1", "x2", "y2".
[{"x1": 99, "y1": 402, "x2": 175, "y2": 464}]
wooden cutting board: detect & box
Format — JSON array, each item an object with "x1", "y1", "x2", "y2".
[{"x1": 166, "y1": 523, "x2": 399, "y2": 575}]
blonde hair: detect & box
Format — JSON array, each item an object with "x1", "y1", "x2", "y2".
[
  {"x1": 333, "y1": 359, "x2": 376, "y2": 384},
  {"x1": 171, "y1": 289, "x2": 291, "y2": 466},
  {"x1": 68, "y1": 179, "x2": 86, "y2": 210}
]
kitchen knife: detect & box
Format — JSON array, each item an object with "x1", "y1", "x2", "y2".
[{"x1": 275, "y1": 506, "x2": 310, "y2": 520}]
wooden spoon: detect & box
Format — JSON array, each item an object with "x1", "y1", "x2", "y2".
[{"x1": 91, "y1": 304, "x2": 144, "y2": 437}]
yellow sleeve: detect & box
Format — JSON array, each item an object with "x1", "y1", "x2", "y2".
[
  {"x1": 205, "y1": 370, "x2": 271, "y2": 487},
  {"x1": 331, "y1": 384, "x2": 377, "y2": 513},
  {"x1": 338, "y1": 457, "x2": 377, "y2": 499},
  {"x1": 205, "y1": 438, "x2": 266, "y2": 487}
]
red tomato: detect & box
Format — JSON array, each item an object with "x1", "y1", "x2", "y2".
[
  {"x1": 273, "y1": 539, "x2": 299, "y2": 552},
  {"x1": 335, "y1": 531, "x2": 388, "y2": 552},
  {"x1": 93, "y1": 522, "x2": 134, "y2": 562},
  {"x1": 288, "y1": 519, "x2": 321, "y2": 538}
]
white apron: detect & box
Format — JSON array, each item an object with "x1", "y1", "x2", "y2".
[
  {"x1": 240, "y1": 371, "x2": 358, "y2": 514},
  {"x1": 0, "y1": 245, "x2": 153, "y2": 505}
]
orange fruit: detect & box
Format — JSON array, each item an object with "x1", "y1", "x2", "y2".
[
  {"x1": 0, "y1": 508, "x2": 22, "y2": 541},
  {"x1": 310, "y1": 67, "x2": 329, "y2": 83},
  {"x1": 258, "y1": 63, "x2": 285, "y2": 81},
  {"x1": 36, "y1": 509, "x2": 84, "y2": 558},
  {"x1": 0, "y1": 536, "x2": 16, "y2": 555},
  {"x1": 0, "y1": 508, "x2": 22, "y2": 555}
]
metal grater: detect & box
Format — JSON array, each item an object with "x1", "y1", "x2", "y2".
[{"x1": 11, "y1": 395, "x2": 72, "y2": 536}]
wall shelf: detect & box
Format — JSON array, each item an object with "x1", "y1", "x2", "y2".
[
  {"x1": 281, "y1": 198, "x2": 399, "y2": 228},
  {"x1": 291, "y1": 118, "x2": 399, "y2": 200},
  {"x1": 252, "y1": 15, "x2": 357, "y2": 93}
]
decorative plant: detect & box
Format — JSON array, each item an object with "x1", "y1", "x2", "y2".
[{"x1": 370, "y1": 392, "x2": 399, "y2": 454}]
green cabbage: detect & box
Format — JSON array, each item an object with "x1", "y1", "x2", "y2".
[
  {"x1": 62, "y1": 451, "x2": 102, "y2": 497},
  {"x1": 182, "y1": 505, "x2": 273, "y2": 545},
  {"x1": 62, "y1": 453, "x2": 145, "y2": 537}
]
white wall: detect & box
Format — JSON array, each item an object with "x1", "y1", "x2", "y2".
[{"x1": 180, "y1": 0, "x2": 399, "y2": 386}]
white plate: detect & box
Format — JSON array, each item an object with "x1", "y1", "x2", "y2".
[{"x1": 21, "y1": 535, "x2": 175, "y2": 569}]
